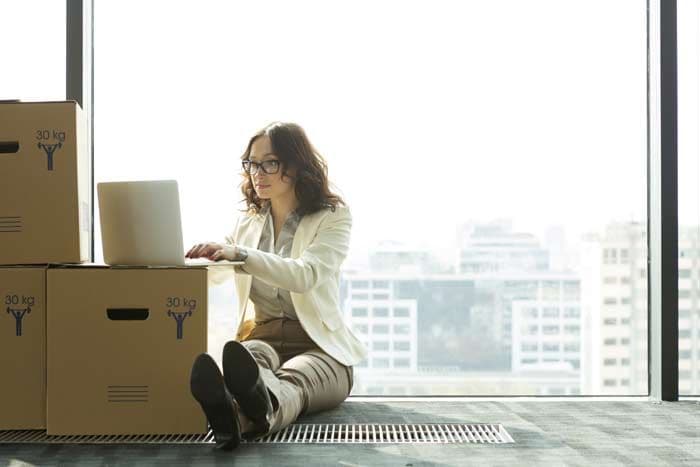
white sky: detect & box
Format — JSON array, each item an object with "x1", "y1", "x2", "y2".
[{"x1": 1, "y1": 0, "x2": 698, "y2": 269}]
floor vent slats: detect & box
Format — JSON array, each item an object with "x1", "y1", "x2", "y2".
[{"x1": 0, "y1": 424, "x2": 514, "y2": 445}]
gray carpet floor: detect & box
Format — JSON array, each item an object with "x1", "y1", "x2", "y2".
[{"x1": 1, "y1": 399, "x2": 699, "y2": 466}]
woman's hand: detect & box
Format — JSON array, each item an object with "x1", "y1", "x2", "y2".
[
  {"x1": 185, "y1": 242, "x2": 239, "y2": 261},
  {"x1": 211, "y1": 245, "x2": 238, "y2": 261},
  {"x1": 186, "y1": 242, "x2": 225, "y2": 260}
]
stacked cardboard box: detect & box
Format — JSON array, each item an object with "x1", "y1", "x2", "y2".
[
  {"x1": 46, "y1": 265, "x2": 208, "y2": 435},
  {"x1": 0, "y1": 266, "x2": 47, "y2": 429},
  {"x1": 0, "y1": 101, "x2": 90, "y2": 265},
  {"x1": 0, "y1": 100, "x2": 88, "y2": 431},
  {"x1": 0, "y1": 101, "x2": 208, "y2": 435}
]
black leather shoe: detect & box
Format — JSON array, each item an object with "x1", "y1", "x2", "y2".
[
  {"x1": 190, "y1": 353, "x2": 242, "y2": 450},
  {"x1": 222, "y1": 340, "x2": 274, "y2": 439}
]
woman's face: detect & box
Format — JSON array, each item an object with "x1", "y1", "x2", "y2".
[{"x1": 248, "y1": 135, "x2": 297, "y2": 202}]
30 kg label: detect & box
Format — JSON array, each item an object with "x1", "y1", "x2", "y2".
[
  {"x1": 166, "y1": 296, "x2": 197, "y2": 340},
  {"x1": 35, "y1": 129, "x2": 65, "y2": 143},
  {"x1": 5, "y1": 294, "x2": 35, "y2": 337},
  {"x1": 5, "y1": 294, "x2": 35, "y2": 307},
  {"x1": 166, "y1": 296, "x2": 197, "y2": 309},
  {"x1": 35, "y1": 128, "x2": 66, "y2": 171}
]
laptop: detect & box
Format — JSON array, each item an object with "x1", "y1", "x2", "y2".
[{"x1": 97, "y1": 179, "x2": 243, "y2": 267}]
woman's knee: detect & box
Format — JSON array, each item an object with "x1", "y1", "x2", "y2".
[
  {"x1": 277, "y1": 350, "x2": 352, "y2": 414},
  {"x1": 241, "y1": 339, "x2": 280, "y2": 369}
]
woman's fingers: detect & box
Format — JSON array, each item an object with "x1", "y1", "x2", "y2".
[
  {"x1": 185, "y1": 245, "x2": 196, "y2": 258},
  {"x1": 186, "y1": 242, "x2": 223, "y2": 258},
  {"x1": 186, "y1": 244, "x2": 199, "y2": 257},
  {"x1": 185, "y1": 244, "x2": 194, "y2": 257},
  {"x1": 189, "y1": 243, "x2": 208, "y2": 258},
  {"x1": 191, "y1": 244, "x2": 203, "y2": 258}
]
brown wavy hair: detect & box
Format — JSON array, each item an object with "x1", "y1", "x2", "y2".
[{"x1": 239, "y1": 122, "x2": 346, "y2": 217}]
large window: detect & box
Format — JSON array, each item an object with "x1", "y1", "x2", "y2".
[
  {"x1": 0, "y1": 1, "x2": 65, "y2": 101},
  {"x1": 678, "y1": 0, "x2": 700, "y2": 396},
  {"x1": 95, "y1": 0, "x2": 647, "y2": 395}
]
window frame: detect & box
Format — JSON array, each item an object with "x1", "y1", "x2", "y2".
[{"x1": 67, "y1": 0, "x2": 680, "y2": 400}]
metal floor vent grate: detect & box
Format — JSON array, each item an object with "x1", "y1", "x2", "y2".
[{"x1": 0, "y1": 424, "x2": 513, "y2": 445}]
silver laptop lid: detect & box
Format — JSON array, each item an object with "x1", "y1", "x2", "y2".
[{"x1": 98, "y1": 180, "x2": 186, "y2": 266}]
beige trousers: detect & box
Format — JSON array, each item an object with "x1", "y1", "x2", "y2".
[{"x1": 236, "y1": 317, "x2": 354, "y2": 437}]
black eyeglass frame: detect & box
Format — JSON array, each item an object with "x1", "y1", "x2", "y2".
[{"x1": 242, "y1": 159, "x2": 281, "y2": 175}]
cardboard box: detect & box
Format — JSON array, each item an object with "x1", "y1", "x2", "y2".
[
  {"x1": 0, "y1": 101, "x2": 90, "y2": 265},
  {"x1": 47, "y1": 265, "x2": 208, "y2": 435},
  {"x1": 0, "y1": 266, "x2": 47, "y2": 429}
]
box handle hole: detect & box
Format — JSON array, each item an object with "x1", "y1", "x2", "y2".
[
  {"x1": 0, "y1": 142, "x2": 19, "y2": 154},
  {"x1": 107, "y1": 308, "x2": 149, "y2": 320}
]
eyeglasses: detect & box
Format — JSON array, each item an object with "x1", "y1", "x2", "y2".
[{"x1": 242, "y1": 159, "x2": 280, "y2": 175}]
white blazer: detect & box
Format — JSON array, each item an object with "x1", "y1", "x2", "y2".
[{"x1": 209, "y1": 204, "x2": 368, "y2": 367}]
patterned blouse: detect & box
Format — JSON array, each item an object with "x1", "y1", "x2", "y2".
[{"x1": 246, "y1": 202, "x2": 303, "y2": 323}]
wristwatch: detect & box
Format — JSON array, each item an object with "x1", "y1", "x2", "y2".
[{"x1": 236, "y1": 246, "x2": 249, "y2": 262}]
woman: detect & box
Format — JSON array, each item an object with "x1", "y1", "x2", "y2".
[{"x1": 185, "y1": 122, "x2": 367, "y2": 451}]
